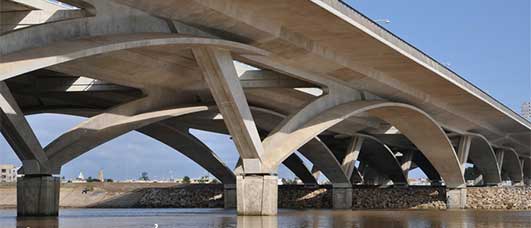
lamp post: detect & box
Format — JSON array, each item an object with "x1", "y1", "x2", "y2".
[{"x1": 374, "y1": 19, "x2": 391, "y2": 24}]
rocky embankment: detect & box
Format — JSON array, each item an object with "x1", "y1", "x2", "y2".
[
  {"x1": 136, "y1": 185, "x2": 224, "y2": 208},
  {"x1": 0, "y1": 183, "x2": 529, "y2": 210},
  {"x1": 466, "y1": 187, "x2": 531, "y2": 210},
  {"x1": 351, "y1": 187, "x2": 447, "y2": 209}
]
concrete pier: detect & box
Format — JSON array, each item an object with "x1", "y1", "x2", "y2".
[
  {"x1": 446, "y1": 188, "x2": 467, "y2": 209},
  {"x1": 332, "y1": 184, "x2": 353, "y2": 209},
  {"x1": 224, "y1": 184, "x2": 237, "y2": 208},
  {"x1": 236, "y1": 175, "x2": 277, "y2": 215},
  {"x1": 17, "y1": 176, "x2": 60, "y2": 217}
]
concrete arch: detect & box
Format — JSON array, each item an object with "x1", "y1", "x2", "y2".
[
  {"x1": 0, "y1": 33, "x2": 267, "y2": 82},
  {"x1": 43, "y1": 100, "x2": 211, "y2": 169},
  {"x1": 522, "y1": 157, "x2": 531, "y2": 185},
  {"x1": 467, "y1": 134, "x2": 502, "y2": 185},
  {"x1": 0, "y1": 0, "x2": 170, "y2": 55},
  {"x1": 356, "y1": 134, "x2": 408, "y2": 185},
  {"x1": 412, "y1": 151, "x2": 443, "y2": 183},
  {"x1": 249, "y1": 107, "x2": 350, "y2": 184},
  {"x1": 177, "y1": 106, "x2": 349, "y2": 184},
  {"x1": 24, "y1": 108, "x2": 236, "y2": 184},
  {"x1": 500, "y1": 148, "x2": 524, "y2": 183},
  {"x1": 262, "y1": 100, "x2": 465, "y2": 188},
  {"x1": 138, "y1": 124, "x2": 236, "y2": 184}
]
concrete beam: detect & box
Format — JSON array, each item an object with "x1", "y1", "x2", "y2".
[
  {"x1": 193, "y1": 47, "x2": 265, "y2": 173},
  {"x1": 340, "y1": 136, "x2": 363, "y2": 179},
  {"x1": 400, "y1": 150, "x2": 415, "y2": 182},
  {"x1": 456, "y1": 135, "x2": 472, "y2": 172},
  {"x1": 0, "y1": 82, "x2": 50, "y2": 174}
]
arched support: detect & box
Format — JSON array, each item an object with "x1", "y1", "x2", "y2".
[
  {"x1": 0, "y1": 0, "x2": 169, "y2": 55},
  {"x1": 281, "y1": 153, "x2": 318, "y2": 185},
  {"x1": 138, "y1": 124, "x2": 235, "y2": 185},
  {"x1": 500, "y1": 148, "x2": 524, "y2": 184},
  {"x1": 26, "y1": 107, "x2": 239, "y2": 208},
  {"x1": 154, "y1": 109, "x2": 320, "y2": 185},
  {"x1": 522, "y1": 157, "x2": 531, "y2": 186},
  {"x1": 466, "y1": 134, "x2": 502, "y2": 185},
  {"x1": 138, "y1": 123, "x2": 238, "y2": 209},
  {"x1": 298, "y1": 138, "x2": 350, "y2": 185},
  {"x1": 0, "y1": 33, "x2": 267, "y2": 83},
  {"x1": 412, "y1": 151, "x2": 443, "y2": 185},
  {"x1": 357, "y1": 134, "x2": 408, "y2": 185},
  {"x1": 41, "y1": 99, "x2": 210, "y2": 170},
  {"x1": 26, "y1": 108, "x2": 237, "y2": 184},
  {"x1": 248, "y1": 107, "x2": 349, "y2": 185},
  {"x1": 262, "y1": 100, "x2": 465, "y2": 188}
]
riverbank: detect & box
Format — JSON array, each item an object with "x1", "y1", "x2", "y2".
[{"x1": 0, "y1": 183, "x2": 529, "y2": 210}]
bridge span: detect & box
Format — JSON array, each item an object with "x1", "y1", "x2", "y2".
[{"x1": 0, "y1": 0, "x2": 529, "y2": 216}]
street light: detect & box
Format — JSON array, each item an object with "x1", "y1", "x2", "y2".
[{"x1": 374, "y1": 19, "x2": 391, "y2": 24}]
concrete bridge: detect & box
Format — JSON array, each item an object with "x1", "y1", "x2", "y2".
[{"x1": 0, "y1": 0, "x2": 529, "y2": 216}]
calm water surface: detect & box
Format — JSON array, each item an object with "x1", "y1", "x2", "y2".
[{"x1": 0, "y1": 208, "x2": 529, "y2": 228}]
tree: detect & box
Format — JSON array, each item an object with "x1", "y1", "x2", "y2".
[
  {"x1": 182, "y1": 176, "x2": 191, "y2": 184},
  {"x1": 87, "y1": 176, "x2": 99, "y2": 182},
  {"x1": 139, "y1": 172, "x2": 150, "y2": 181},
  {"x1": 105, "y1": 179, "x2": 114, "y2": 183},
  {"x1": 210, "y1": 179, "x2": 220, "y2": 184},
  {"x1": 197, "y1": 175, "x2": 209, "y2": 183},
  {"x1": 281, "y1": 177, "x2": 298, "y2": 185}
]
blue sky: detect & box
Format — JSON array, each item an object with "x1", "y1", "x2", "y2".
[{"x1": 0, "y1": 0, "x2": 529, "y2": 181}]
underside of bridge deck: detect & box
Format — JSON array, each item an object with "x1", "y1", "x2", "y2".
[{"x1": 0, "y1": 0, "x2": 529, "y2": 216}]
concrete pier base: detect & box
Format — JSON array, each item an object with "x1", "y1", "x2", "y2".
[
  {"x1": 237, "y1": 215, "x2": 278, "y2": 228},
  {"x1": 236, "y1": 175, "x2": 277, "y2": 216},
  {"x1": 446, "y1": 188, "x2": 467, "y2": 209},
  {"x1": 17, "y1": 176, "x2": 60, "y2": 217},
  {"x1": 224, "y1": 184, "x2": 237, "y2": 209},
  {"x1": 332, "y1": 184, "x2": 352, "y2": 209}
]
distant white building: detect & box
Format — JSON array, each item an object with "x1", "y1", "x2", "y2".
[
  {"x1": 71, "y1": 171, "x2": 87, "y2": 183},
  {"x1": 522, "y1": 102, "x2": 531, "y2": 119},
  {"x1": 77, "y1": 172, "x2": 85, "y2": 180},
  {"x1": 0, "y1": 164, "x2": 17, "y2": 182}
]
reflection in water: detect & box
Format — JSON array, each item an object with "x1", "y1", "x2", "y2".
[
  {"x1": 17, "y1": 216, "x2": 58, "y2": 228},
  {"x1": 237, "y1": 216, "x2": 277, "y2": 228},
  {"x1": 1, "y1": 209, "x2": 529, "y2": 228}
]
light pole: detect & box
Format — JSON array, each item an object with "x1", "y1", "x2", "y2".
[{"x1": 374, "y1": 19, "x2": 391, "y2": 24}]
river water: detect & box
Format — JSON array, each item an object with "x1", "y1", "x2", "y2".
[{"x1": 0, "y1": 208, "x2": 529, "y2": 228}]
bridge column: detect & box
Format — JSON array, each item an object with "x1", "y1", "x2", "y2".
[
  {"x1": 0, "y1": 82, "x2": 58, "y2": 216},
  {"x1": 193, "y1": 47, "x2": 272, "y2": 215},
  {"x1": 523, "y1": 158, "x2": 531, "y2": 186},
  {"x1": 398, "y1": 150, "x2": 414, "y2": 186},
  {"x1": 445, "y1": 136, "x2": 470, "y2": 209},
  {"x1": 224, "y1": 184, "x2": 237, "y2": 209},
  {"x1": 236, "y1": 174, "x2": 277, "y2": 215},
  {"x1": 457, "y1": 136, "x2": 472, "y2": 172},
  {"x1": 446, "y1": 188, "x2": 467, "y2": 209},
  {"x1": 17, "y1": 175, "x2": 60, "y2": 217},
  {"x1": 332, "y1": 183, "x2": 352, "y2": 209}
]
